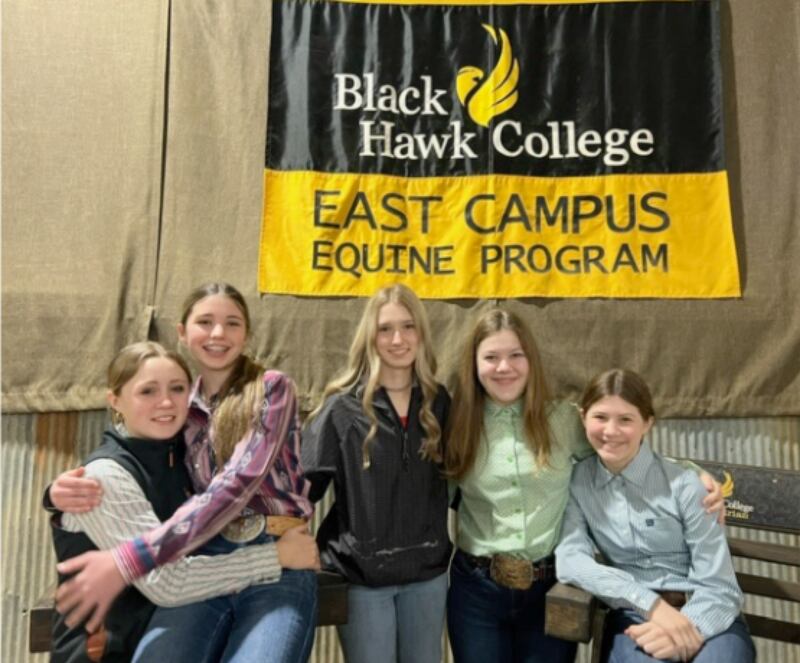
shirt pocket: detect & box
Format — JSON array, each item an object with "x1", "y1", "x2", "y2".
[{"x1": 634, "y1": 515, "x2": 686, "y2": 556}]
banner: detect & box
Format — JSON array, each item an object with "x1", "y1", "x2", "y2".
[{"x1": 259, "y1": 0, "x2": 740, "y2": 299}]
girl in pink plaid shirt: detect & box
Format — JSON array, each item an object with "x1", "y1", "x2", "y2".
[{"x1": 51, "y1": 283, "x2": 320, "y2": 663}]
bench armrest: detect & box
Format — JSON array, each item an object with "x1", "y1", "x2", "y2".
[{"x1": 544, "y1": 581, "x2": 596, "y2": 643}]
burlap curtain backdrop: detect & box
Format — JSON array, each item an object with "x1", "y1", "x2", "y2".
[{"x1": 3, "y1": 0, "x2": 799, "y2": 416}]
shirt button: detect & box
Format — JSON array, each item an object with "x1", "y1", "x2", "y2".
[{"x1": 507, "y1": 456, "x2": 513, "y2": 463}]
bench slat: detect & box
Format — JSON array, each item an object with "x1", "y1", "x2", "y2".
[
  {"x1": 744, "y1": 613, "x2": 800, "y2": 644},
  {"x1": 729, "y1": 538, "x2": 800, "y2": 567},
  {"x1": 736, "y1": 573, "x2": 800, "y2": 602}
]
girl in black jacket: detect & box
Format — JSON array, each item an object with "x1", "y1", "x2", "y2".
[{"x1": 302, "y1": 284, "x2": 451, "y2": 663}]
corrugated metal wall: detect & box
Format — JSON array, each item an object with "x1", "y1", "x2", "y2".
[{"x1": 2, "y1": 412, "x2": 798, "y2": 662}]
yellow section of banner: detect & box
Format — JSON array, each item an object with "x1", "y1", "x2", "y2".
[{"x1": 258, "y1": 170, "x2": 740, "y2": 299}]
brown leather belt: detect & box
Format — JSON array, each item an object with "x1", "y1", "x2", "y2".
[
  {"x1": 461, "y1": 550, "x2": 555, "y2": 590},
  {"x1": 221, "y1": 514, "x2": 307, "y2": 543},
  {"x1": 657, "y1": 590, "x2": 689, "y2": 609}
]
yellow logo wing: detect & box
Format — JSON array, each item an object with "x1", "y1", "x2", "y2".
[
  {"x1": 721, "y1": 470, "x2": 734, "y2": 498},
  {"x1": 456, "y1": 24, "x2": 520, "y2": 128}
]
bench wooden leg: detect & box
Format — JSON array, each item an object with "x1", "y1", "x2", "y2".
[{"x1": 589, "y1": 603, "x2": 608, "y2": 663}]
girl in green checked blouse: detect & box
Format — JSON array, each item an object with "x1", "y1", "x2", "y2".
[{"x1": 443, "y1": 309, "x2": 723, "y2": 663}]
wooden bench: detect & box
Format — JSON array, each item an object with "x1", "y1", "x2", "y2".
[
  {"x1": 545, "y1": 461, "x2": 800, "y2": 661},
  {"x1": 29, "y1": 570, "x2": 348, "y2": 654}
]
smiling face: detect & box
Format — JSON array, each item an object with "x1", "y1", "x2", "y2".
[
  {"x1": 476, "y1": 329, "x2": 530, "y2": 406},
  {"x1": 178, "y1": 294, "x2": 247, "y2": 378},
  {"x1": 108, "y1": 356, "x2": 190, "y2": 440},
  {"x1": 582, "y1": 395, "x2": 654, "y2": 474},
  {"x1": 374, "y1": 302, "x2": 419, "y2": 374}
]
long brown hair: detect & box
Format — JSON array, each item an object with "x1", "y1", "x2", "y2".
[
  {"x1": 308, "y1": 283, "x2": 442, "y2": 469},
  {"x1": 580, "y1": 368, "x2": 656, "y2": 421},
  {"x1": 445, "y1": 309, "x2": 553, "y2": 480},
  {"x1": 181, "y1": 283, "x2": 265, "y2": 467}
]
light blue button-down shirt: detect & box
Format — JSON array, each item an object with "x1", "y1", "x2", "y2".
[{"x1": 555, "y1": 443, "x2": 742, "y2": 639}]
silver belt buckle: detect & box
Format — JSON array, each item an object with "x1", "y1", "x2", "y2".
[{"x1": 220, "y1": 512, "x2": 266, "y2": 543}]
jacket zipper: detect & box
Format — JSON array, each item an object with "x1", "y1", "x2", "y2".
[
  {"x1": 401, "y1": 426, "x2": 409, "y2": 471},
  {"x1": 381, "y1": 389, "x2": 412, "y2": 472}
]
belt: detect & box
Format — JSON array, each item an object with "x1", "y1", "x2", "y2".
[
  {"x1": 460, "y1": 550, "x2": 555, "y2": 590},
  {"x1": 657, "y1": 590, "x2": 689, "y2": 609},
  {"x1": 221, "y1": 514, "x2": 307, "y2": 543}
]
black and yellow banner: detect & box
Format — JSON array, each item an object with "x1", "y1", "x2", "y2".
[{"x1": 259, "y1": 0, "x2": 740, "y2": 299}]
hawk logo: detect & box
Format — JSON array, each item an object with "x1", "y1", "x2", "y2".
[
  {"x1": 456, "y1": 24, "x2": 520, "y2": 128},
  {"x1": 718, "y1": 470, "x2": 755, "y2": 522},
  {"x1": 721, "y1": 470, "x2": 734, "y2": 498}
]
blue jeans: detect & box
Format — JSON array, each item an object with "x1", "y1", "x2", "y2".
[
  {"x1": 447, "y1": 550, "x2": 577, "y2": 663},
  {"x1": 601, "y1": 610, "x2": 756, "y2": 663},
  {"x1": 337, "y1": 571, "x2": 448, "y2": 663},
  {"x1": 132, "y1": 534, "x2": 317, "y2": 663}
]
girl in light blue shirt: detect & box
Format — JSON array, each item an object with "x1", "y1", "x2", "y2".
[{"x1": 556, "y1": 369, "x2": 755, "y2": 663}]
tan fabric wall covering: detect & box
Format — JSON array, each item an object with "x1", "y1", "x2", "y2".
[
  {"x1": 2, "y1": 1, "x2": 169, "y2": 411},
  {"x1": 3, "y1": 0, "x2": 799, "y2": 416}
]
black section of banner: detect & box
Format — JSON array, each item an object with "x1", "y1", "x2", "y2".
[{"x1": 267, "y1": 0, "x2": 724, "y2": 177}]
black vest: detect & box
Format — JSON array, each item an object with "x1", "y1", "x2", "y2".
[{"x1": 50, "y1": 428, "x2": 192, "y2": 663}]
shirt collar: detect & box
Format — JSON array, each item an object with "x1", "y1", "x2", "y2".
[
  {"x1": 352, "y1": 379, "x2": 420, "y2": 413},
  {"x1": 592, "y1": 442, "x2": 654, "y2": 488},
  {"x1": 485, "y1": 398, "x2": 523, "y2": 419},
  {"x1": 189, "y1": 376, "x2": 215, "y2": 415}
]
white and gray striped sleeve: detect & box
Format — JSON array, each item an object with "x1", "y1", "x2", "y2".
[
  {"x1": 675, "y1": 472, "x2": 743, "y2": 638},
  {"x1": 62, "y1": 459, "x2": 281, "y2": 607}
]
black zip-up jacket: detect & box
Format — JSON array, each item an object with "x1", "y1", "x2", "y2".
[
  {"x1": 302, "y1": 383, "x2": 452, "y2": 587},
  {"x1": 50, "y1": 428, "x2": 192, "y2": 662}
]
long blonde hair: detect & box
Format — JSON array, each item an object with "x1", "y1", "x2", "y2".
[
  {"x1": 309, "y1": 284, "x2": 442, "y2": 469},
  {"x1": 181, "y1": 283, "x2": 265, "y2": 467},
  {"x1": 445, "y1": 309, "x2": 553, "y2": 480}
]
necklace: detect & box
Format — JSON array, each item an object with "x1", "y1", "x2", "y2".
[{"x1": 383, "y1": 382, "x2": 412, "y2": 392}]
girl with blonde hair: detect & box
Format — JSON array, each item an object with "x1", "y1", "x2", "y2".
[{"x1": 302, "y1": 283, "x2": 451, "y2": 663}]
